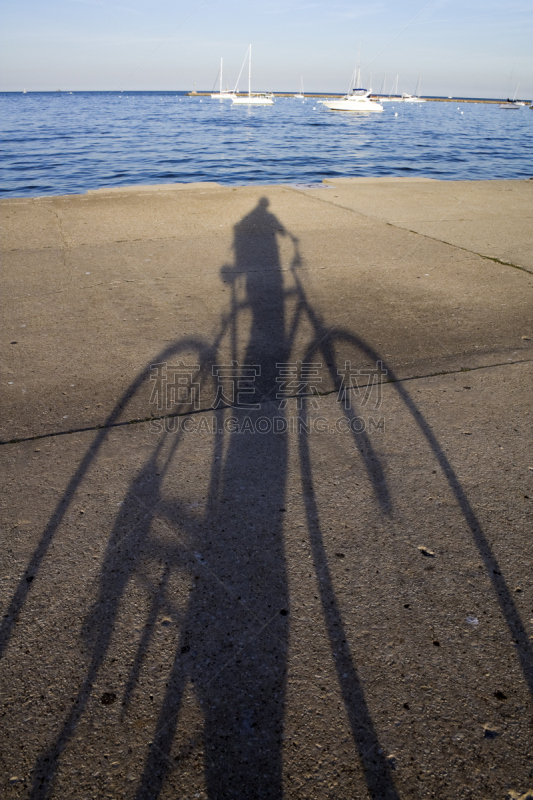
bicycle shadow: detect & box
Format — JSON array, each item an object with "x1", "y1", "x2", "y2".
[{"x1": 1, "y1": 197, "x2": 530, "y2": 799}]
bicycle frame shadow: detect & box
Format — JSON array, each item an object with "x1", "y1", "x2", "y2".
[{"x1": 2, "y1": 197, "x2": 531, "y2": 800}]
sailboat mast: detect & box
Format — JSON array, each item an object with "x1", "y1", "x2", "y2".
[
  {"x1": 248, "y1": 45, "x2": 252, "y2": 97},
  {"x1": 220, "y1": 58, "x2": 223, "y2": 94}
]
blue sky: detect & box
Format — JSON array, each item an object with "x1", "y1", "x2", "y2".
[{"x1": 1, "y1": 0, "x2": 532, "y2": 97}]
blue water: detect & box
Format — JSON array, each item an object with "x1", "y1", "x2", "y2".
[{"x1": 1, "y1": 91, "x2": 532, "y2": 197}]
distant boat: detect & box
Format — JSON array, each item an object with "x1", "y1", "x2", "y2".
[
  {"x1": 321, "y1": 88, "x2": 383, "y2": 113},
  {"x1": 211, "y1": 58, "x2": 235, "y2": 99},
  {"x1": 232, "y1": 45, "x2": 274, "y2": 106},
  {"x1": 22, "y1": 88, "x2": 27, "y2": 94},
  {"x1": 294, "y1": 76, "x2": 304, "y2": 99},
  {"x1": 381, "y1": 74, "x2": 399, "y2": 102},
  {"x1": 401, "y1": 93, "x2": 425, "y2": 103},
  {"x1": 321, "y1": 55, "x2": 383, "y2": 113},
  {"x1": 402, "y1": 73, "x2": 426, "y2": 103},
  {"x1": 321, "y1": 78, "x2": 383, "y2": 113},
  {"x1": 501, "y1": 83, "x2": 525, "y2": 107}
]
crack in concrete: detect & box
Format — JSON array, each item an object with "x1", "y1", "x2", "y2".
[
  {"x1": 397, "y1": 225, "x2": 533, "y2": 275},
  {"x1": 1, "y1": 357, "x2": 530, "y2": 447},
  {"x1": 42, "y1": 204, "x2": 79, "y2": 296},
  {"x1": 290, "y1": 185, "x2": 533, "y2": 275}
]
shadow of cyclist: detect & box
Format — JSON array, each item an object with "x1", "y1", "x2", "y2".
[
  {"x1": 136, "y1": 197, "x2": 292, "y2": 799},
  {"x1": 26, "y1": 197, "x2": 400, "y2": 800}
]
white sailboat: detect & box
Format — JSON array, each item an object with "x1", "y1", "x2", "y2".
[
  {"x1": 380, "y1": 74, "x2": 399, "y2": 102},
  {"x1": 500, "y1": 83, "x2": 524, "y2": 108},
  {"x1": 232, "y1": 45, "x2": 274, "y2": 105},
  {"x1": 294, "y1": 76, "x2": 304, "y2": 99},
  {"x1": 210, "y1": 58, "x2": 235, "y2": 99}
]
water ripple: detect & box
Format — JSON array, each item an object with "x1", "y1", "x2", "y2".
[{"x1": 0, "y1": 91, "x2": 531, "y2": 197}]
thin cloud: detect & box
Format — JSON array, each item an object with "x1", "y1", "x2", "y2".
[
  {"x1": 65, "y1": 0, "x2": 141, "y2": 13},
  {"x1": 340, "y1": 5, "x2": 386, "y2": 20}
]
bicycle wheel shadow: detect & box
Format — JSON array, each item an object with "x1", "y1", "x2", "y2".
[
  {"x1": 132, "y1": 196, "x2": 398, "y2": 799},
  {"x1": 2, "y1": 196, "x2": 530, "y2": 799}
]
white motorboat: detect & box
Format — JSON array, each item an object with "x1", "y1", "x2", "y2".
[
  {"x1": 211, "y1": 58, "x2": 235, "y2": 99},
  {"x1": 232, "y1": 45, "x2": 274, "y2": 106},
  {"x1": 401, "y1": 93, "x2": 426, "y2": 103},
  {"x1": 321, "y1": 88, "x2": 383, "y2": 113},
  {"x1": 321, "y1": 57, "x2": 382, "y2": 112},
  {"x1": 401, "y1": 74, "x2": 426, "y2": 102}
]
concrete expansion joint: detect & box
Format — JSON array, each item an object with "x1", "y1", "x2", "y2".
[
  {"x1": 394, "y1": 225, "x2": 532, "y2": 274},
  {"x1": 1, "y1": 357, "x2": 530, "y2": 447},
  {"x1": 287, "y1": 185, "x2": 370, "y2": 222},
  {"x1": 285, "y1": 184, "x2": 532, "y2": 274}
]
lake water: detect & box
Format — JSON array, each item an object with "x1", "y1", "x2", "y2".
[{"x1": 1, "y1": 91, "x2": 531, "y2": 197}]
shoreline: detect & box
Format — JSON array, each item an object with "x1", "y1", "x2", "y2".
[{"x1": 2, "y1": 175, "x2": 532, "y2": 204}]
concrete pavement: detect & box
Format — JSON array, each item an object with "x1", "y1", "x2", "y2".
[{"x1": 1, "y1": 178, "x2": 532, "y2": 799}]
